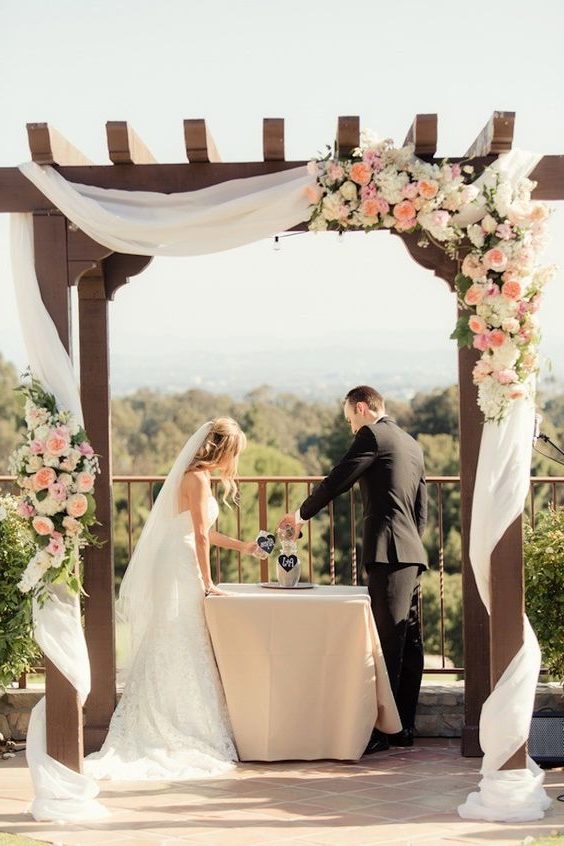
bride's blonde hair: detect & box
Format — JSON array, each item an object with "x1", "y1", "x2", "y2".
[{"x1": 189, "y1": 417, "x2": 246, "y2": 504}]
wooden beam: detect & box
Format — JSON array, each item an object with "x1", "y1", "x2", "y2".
[
  {"x1": 464, "y1": 111, "x2": 515, "y2": 158},
  {"x1": 3, "y1": 154, "x2": 564, "y2": 214},
  {"x1": 263, "y1": 118, "x2": 285, "y2": 161},
  {"x1": 184, "y1": 119, "x2": 221, "y2": 163},
  {"x1": 336, "y1": 116, "x2": 360, "y2": 158},
  {"x1": 105, "y1": 121, "x2": 157, "y2": 164},
  {"x1": 26, "y1": 123, "x2": 93, "y2": 166},
  {"x1": 403, "y1": 114, "x2": 438, "y2": 156}
]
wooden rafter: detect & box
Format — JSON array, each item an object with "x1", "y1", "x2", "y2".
[
  {"x1": 263, "y1": 118, "x2": 285, "y2": 161},
  {"x1": 105, "y1": 121, "x2": 157, "y2": 164},
  {"x1": 336, "y1": 116, "x2": 360, "y2": 158},
  {"x1": 26, "y1": 123, "x2": 93, "y2": 166},
  {"x1": 184, "y1": 119, "x2": 221, "y2": 163},
  {"x1": 403, "y1": 113, "x2": 438, "y2": 156},
  {"x1": 464, "y1": 111, "x2": 515, "y2": 158}
]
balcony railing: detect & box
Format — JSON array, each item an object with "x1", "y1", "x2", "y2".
[{"x1": 2, "y1": 474, "x2": 562, "y2": 688}]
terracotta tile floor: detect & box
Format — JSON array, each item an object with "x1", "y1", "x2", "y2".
[{"x1": 1, "y1": 740, "x2": 564, "y2": 846}]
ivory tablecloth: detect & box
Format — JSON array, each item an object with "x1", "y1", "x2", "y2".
[{"x1": 204, "y1": 584, "x2": 401, "y2": 761}]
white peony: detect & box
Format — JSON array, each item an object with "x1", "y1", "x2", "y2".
[
  {"x1": 339, "y1": 181, "x2": 358, "y2": 202},
  {"x1": 467, "y1": 224, "x2": 485, "y2": 248},
  {"x1": 494, "y1": 182, "x2": 513, "y2": 217}
]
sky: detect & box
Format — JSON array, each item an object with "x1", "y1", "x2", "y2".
[{"x1": 0, "y1": 0, "x2": 563, "y2": 390}]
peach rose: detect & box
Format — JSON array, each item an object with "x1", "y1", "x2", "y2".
[
  {"x1": 393, "y1": 200, "x2": 416, "y2": 223},
  {"x1": 76, "y1": 471, "x2": 95, "y2": 493},
  {"x1": 305, "y1": 184, "x2": 323, "y2": 204},
  {"x1": 482, "y1": 248, "x2": 508, "y2": 273},
  {"x1": 66, "y1": 493, "x2": 88, "y2": 518},
  {"x1": 32, "y1": 515, "x2": 54, "y2": 536},
  {"x1": 501, "y1": 280, "x2": 522, "y2": 300},
  {"x1": 63, "y1": 516, "x2": 84, "y2": 536},
  {"x1": 418, "y1": 179, "x2": 439, "y2": 199},
  {"x1": 45, "y1": 431, "x2": 70, "y2": 457},
  {"x1": 464, "y1": 284, "x2": 487, "y2": 306},
  {"x1": 32, "y1": 466, "x2": 57, "y2": 491},
  {"x1": 468, "y1": 315, "x2": 487, "y2": 334},
  {"x1": 361, "y1": 198, "x2": 379, "y2": 217},
  {"x1": 349, "y1": 162, "x2": 372, "y2": 186},
  {"x1": 489, "y1": 329, "x2": 506, "y2": 348},
  {"x1": 462, "y1": 253, "x2": 484, "y2": 282},
  {"x1": 473, "y1": 333, "x2": 490, "y2": 352}
]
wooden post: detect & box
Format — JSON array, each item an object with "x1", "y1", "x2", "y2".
[
  {"x1": 78, "y1": 272, "x2": 116, "y2": 754},
  {"x1": 458, "y1": 343, "x2": 491, "y2": 757},
  {"x1": 33, "y1": 211, "x2": 83, "y2": 772}
]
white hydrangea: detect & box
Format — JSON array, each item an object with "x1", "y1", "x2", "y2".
[{"x1": 376, "y1": 168, "x2": 409, "y2": 204}]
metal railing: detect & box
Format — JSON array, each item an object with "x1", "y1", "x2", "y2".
[{"x1": 3, "y1": 473, "x2": 562, "y2": 687}]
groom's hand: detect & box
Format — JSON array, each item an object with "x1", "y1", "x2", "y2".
[{"x1": 277, "y1": 513, "x2": 304, "y2": 539}]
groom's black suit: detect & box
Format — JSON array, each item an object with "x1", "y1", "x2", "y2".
[{"x1": 298, "y1": 416, "x2": 428, "y2": 732}]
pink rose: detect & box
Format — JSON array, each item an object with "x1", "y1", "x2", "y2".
[
  {"x1": 360, "y1": 184, "x2": 376, "y2": 200},
  {"x1": 32, "y1": 467, "x2": 57, "y2": 491},
  {"x1": 30, "y1": 440, "x2": 45, "y2": 455},
  {"x1": 468, "y1": 315, "x2": 487, "y2": 334},
  {"x1": 48, "y1": 482, "x2": 68, "y2": 502},
  {"x1": 305, "y1": 185, "x2": 323, "y2": 205},
  {"x1": 403, "y1": 182, "x2": 419, "y2": 199},
  {"x1": 451, "y1": 164, "x2": 461, "y2": 178},
  {"x1": 327, "y1": 162, "x2": 345, "y2": 182},
  {"x1": 501, "y1": 280, "x2": 522, "y2": 300},
  {"x1": 496, "y1": 223, "x2": 514, "y2": 241},
  {"x1": 362, "y1": 150, "x2": 382, "y2": 171},
  {"x1": 464, "y1": 284, "x2": 487, "y2": 306},
  {"x1": 495, "y1": 369, "x2": 518, "y2": 385},
  {"x1": 47, "y1": 533, "x2": 65, "y2": 556},
  {"x1": 483, "y1": 248, "x2": 508, "y2": 273},
  {"x1": 473, "y1": 333, "x2": 491, "y2": 352},
  {"x1": 32, "y1": 515, "x2": 54, "y2": 536},
  {"x1": 66, "y1": 494, "x2": 88, "y2": 518},
  {"x1": 78, "y1": 442, "x2": 94, "y2": 457},
  {"x1": 349, "y1": 162, "x2": 372, "y2": 186},
  {"x1": 76, "y1": 471, "x2": 95, "y2": 493},
  {"x1": 18, "y1": 501, "x2": 36, "y2": 518},
  {"x1": 393, "y1": 200, "x2": 416, "y2": 223},
  {"x1": 418, "y1": 179, "x2": 439, "y2": 199},
  {"x1": 375, "y1": 196, "x2": 390, "y2": 215}
]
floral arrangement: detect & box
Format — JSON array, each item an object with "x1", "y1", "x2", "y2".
[
  {"x1": 306, "y1": 134, "x2": 555, "y2": 421},
  {"x1": 8, "y1": 375, "x2": 100, "y2": 601}
]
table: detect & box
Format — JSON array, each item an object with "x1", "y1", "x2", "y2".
[{"x1": 204, "y1": 584, "x2": 401, "y2": 762}]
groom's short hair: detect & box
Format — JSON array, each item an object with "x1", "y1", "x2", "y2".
[{"x1": 345, "y1": 385, "x2": 385, "y2": 415}]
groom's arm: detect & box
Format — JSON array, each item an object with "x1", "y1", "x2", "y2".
[{"x1": 298, "y1": 426, "x2": 378, "y2": 522}]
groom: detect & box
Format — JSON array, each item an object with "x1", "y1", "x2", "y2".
[{"x1": 279, "y1": 385, "x2": 428, "y2": 752}]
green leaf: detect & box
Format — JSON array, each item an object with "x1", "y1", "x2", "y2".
[{"x1": 449, "y1": 314, "x2": 475, "y2": 349}]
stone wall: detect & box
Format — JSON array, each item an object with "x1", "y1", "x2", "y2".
[{"x1": 2, "y1": 681, "x2": 563, "y2": 742}]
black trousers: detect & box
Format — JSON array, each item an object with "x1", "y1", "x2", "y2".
[{"x1": 366, "y1": 563, "x2": 424, "y2": 731}]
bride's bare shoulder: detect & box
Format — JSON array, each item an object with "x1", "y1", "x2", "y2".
[{"x1": 181, "y1": 469, "x2": 209, "y2": 493}]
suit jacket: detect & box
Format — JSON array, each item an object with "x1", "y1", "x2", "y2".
[{"x1": 300, "y1": 417, "x2": 428, "y2": 569}]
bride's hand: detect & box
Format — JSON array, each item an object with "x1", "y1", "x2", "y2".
[
  {"x1": 204, "y1": 582, "x2": 226, "y2": 597},
  {"x1": 240, "y1": 540, "x2": 260, "y2": 556}
]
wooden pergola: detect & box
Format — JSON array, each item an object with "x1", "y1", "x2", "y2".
[{"x1": 2, "y1": 111, "x2": 563, "y2": 773}]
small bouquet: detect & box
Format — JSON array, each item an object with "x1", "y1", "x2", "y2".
[{"x1": 9, "y1": 373, "x2": 101, "y2": 602}]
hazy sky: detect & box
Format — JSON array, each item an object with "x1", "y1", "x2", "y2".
[{"x1": 0, "y1": 0, "x2": 563, "y2": 380}]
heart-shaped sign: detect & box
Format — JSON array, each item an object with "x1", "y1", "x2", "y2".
[
  {"x1": 257, "y1": 533, "x2": 276, "y2": 555},
  {"x1": 278, "y1": 554, "x2": 298, "y2": 573}
]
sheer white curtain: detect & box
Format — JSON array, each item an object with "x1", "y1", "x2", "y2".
[{"x1": 13, "y1": 151, "x2": 549, "y2": 823}]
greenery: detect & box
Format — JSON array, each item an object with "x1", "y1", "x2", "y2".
[
  {"x1": 0, "y1": 495, "x2": 41, "y2": 688},
  {"x1": 525, "y1": 507, "x2": 564, "y2": 683}
]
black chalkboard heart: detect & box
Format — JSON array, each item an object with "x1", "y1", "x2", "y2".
[
  {"x1": 278, "y1": 554, "x2": 298, "y2": 572},
  {"x1": 257, "y1": 533, "x2": 276, "y2": 554}
]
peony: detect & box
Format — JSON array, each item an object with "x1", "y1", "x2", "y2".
[
  {"x1": 76, "y1": 471, "x2": 95, "y2": 493},
  {"x1": 469, "y1": 315, "x2": 487, "y2": 334},
  {"x1": 349, "y1": 162, "x2": 372, "y2": 186},
  {"x1": 339, "y1": 181, "x2": 358, "y2": 202},
  {"x1": 483, "y1": 248, "x2": 508, "y2": 273},
  {"x1": 418, "y1": 179, "x2": 439, "y2": 199},
  {"x1": 322, "y1": 194, "x2": 343, "y2": 221},
  {"x1": 18, "y1": 501, "x2": 35, "y2": 518},
  {"x1": 32, "y1": 515, "x2": 54, "y2": 536},
  {"x1": 48, "y1": 482, "x2": 68, "y2": 502},
  {"x1": 501, "y1": 280, "x2": 522, "y2": 300},
  {"x1": 305, "y1": 184, "x2": 323, "y2": 205},
  {"x1": 32, "y1": 466, "x2": 57, "y2": 491},
  {"x1": 464, "y1": 284, "x2": 487, "y2": 306},
  {"x1": 501, "y1": 317, "x2": 520, "y2": 334},
  {"x1": 47, "y1": 533, "x2": 65, "y2": 556},
  {"x1": 66, "y1": 493, "x2": 88, "y2": 518},
  {"x1": 496, "y1": 223, "x2": 514, "y2": 241}
]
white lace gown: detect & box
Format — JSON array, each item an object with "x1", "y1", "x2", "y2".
[{"x1": 85, "y1": 497, "x2": 237, "y2": 780}]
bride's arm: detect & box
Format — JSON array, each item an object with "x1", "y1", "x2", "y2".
[
  {"x1": 180, "y1": 471, "x2": 215, "y2": 592},
  {"x1": 209, "y1": 530, "x2": 257, "y2": 555}
]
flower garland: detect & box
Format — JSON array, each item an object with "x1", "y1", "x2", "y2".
[
  {"x1": 9, "y1": 375, "x2": 101, "y2": 601},
  {"x1": 306, "y1": 134, "x2": 555, "y2": 421}
]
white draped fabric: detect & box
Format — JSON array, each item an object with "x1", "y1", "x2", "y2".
[{"x1": 11, "y1": 149, "x2": 549, "y2": 824}]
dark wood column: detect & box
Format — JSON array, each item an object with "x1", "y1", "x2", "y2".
[
  {"x1": 458, "y1": 344, "x2": 491, "y2": 757},
  {"x1": 33, "y1": 211, "x2": 83, "y2": 772}
]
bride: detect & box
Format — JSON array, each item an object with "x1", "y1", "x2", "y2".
[{"x1": 85, "y1": 418, "x2": 258, "y2": 780}]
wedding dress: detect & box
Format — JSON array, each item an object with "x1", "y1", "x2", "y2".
[{"x1": 85, "y1": 423, "x2": 237, "y2": 780}]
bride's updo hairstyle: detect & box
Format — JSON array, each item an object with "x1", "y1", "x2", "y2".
[{"x1": 189, "y1": 417, "x2": 246, "y2": 504}]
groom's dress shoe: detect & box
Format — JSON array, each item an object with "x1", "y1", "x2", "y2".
[
  {"x1": 363, "y1": 729, "x2": 390, "y2": 755},
  {"x1": 388, "y1": 728, "x2": 414, "y2": 747}
]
